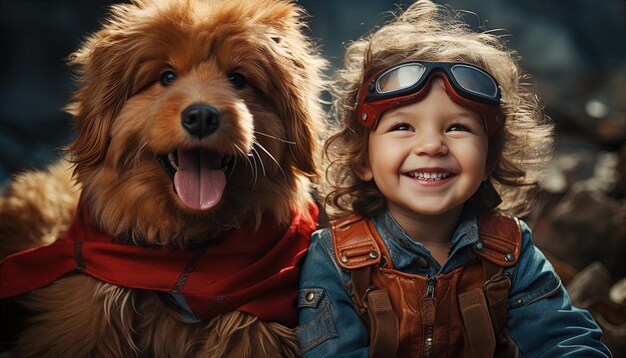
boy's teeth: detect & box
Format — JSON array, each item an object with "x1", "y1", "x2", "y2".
[{"x1": 409, "y1": 172, "x2": 452, "y2": 180}]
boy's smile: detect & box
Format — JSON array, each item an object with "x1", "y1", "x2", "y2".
[
  {"x1": 360, "y1": 78, "x2": 489, "y2": 222},
  {"x1": 404, "y1": 168, "x2": 454, "y2": 186}
]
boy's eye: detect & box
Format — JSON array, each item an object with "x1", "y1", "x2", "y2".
[
  {"x1": 447, "y1": 124, "x2": 469, "y2": 132},
  {"x1": 390, "y1": 123, "x2": 413, "y2": 131}
]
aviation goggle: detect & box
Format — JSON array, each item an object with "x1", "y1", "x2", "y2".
[{"x1": 356, "y1": 61, "x2": 502, "y2": 135}]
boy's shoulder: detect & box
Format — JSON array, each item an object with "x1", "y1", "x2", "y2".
[
  {"x1": 474, "y1": 211, "x2": 523, "y2": 267},
  {"x1": 311, "y1": 215, "x2": 385, "y2": 270},
  {"x1": 311, "y1": 212, "x2": 532, "y2": 268},
  {"x1": 330, "y1": 215, "x2": 387, "y2": 270}
]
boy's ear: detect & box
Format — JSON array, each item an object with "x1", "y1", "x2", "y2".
[
  {"x1": 483, "y1": 147, "x2": 498, "y2": 180},
  {"x1": 483, "y1": 164, "x2": 492, "y2": 181},
  {"x1": 482, "y1": 165, "x2": 494, "y2": 182},
  {"x1": 356, "y1": 158, "x2": 374, "y2": 182}
]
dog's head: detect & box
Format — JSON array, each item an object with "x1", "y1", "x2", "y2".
[{"x1": 65, "y1": 0, "x2": 325, "y2": 246}]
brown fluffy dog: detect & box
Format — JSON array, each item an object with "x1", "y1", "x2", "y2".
[{"x1": 0, "y1": 0, "x2": 325, "y2": 356}]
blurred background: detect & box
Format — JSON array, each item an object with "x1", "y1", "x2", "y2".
[{"x1": 1, "y1": 0, "x2": 625, "y2": 352}]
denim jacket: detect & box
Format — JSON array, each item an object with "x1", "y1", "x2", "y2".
[{"x1": 297, "y1": 210, "x2": 611, "y2": 357}]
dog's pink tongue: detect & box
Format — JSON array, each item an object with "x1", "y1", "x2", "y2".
[{"x1": 174, "y1": 148, "x2": 226, "y2": 211}]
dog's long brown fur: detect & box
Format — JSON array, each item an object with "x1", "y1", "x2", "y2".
[{"x1": 0, "y1": 0, "x2": 325, "y2": 356}]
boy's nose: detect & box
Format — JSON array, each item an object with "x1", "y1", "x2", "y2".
[{"x1": 413, "y1": 133, "x2": 449, "y2": 156}]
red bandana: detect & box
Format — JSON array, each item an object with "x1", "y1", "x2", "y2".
[{"x1": 0, "y1": 202, "x2": 317, "y2": 328}]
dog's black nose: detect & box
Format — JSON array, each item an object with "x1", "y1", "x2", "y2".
[{"x1": 181, "y1": 104, "x2": 221, "y2": 138}]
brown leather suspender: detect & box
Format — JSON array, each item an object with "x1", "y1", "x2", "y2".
[
  {"x1": 331, "y1": 215, "x2": 399, "y2": 358},
  {"x1": 469, "y1": 213, "x2": 522, "y2": 358},
  {"x1": 331, "y1": 213, "x2": 522, "y2": 358}
]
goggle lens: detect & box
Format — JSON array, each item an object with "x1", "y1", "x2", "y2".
[
  {"x1": 377, "y1": 64, "x2": 425, "y2": 93},
  {"x1": 450, "y1": 64, "x2": 498, "y2": 99}
]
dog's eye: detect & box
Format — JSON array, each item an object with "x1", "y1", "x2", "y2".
[
  {"x1": 228, "y1": 72, "x2": 247, "y2": 90},
  {"x1": 160, "y1": 70, "x2": 177, "y2": 86}
]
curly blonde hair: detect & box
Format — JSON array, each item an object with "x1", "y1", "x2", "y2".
[{"x1": 322, "y1": 0, "x2": 554, "y2": 219}]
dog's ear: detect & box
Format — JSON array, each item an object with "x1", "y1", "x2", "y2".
[
  {"x1": 263, "y1": 9, "x2": 326, "y2": 181},
  {"x1": 65, "y1": 19, "x2": 139, "y2": 177}
]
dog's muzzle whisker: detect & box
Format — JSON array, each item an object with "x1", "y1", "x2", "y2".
[
  {"x1": 228, "y1": 156, "x2": 238, "y2": 179},
  {"x1": 251, "y1": 146, "x2": 267, "y2": 177},
  {"x1": 250, "y1": 151, "x2": 259, "y2": 188},
  {"x1": 255, "y1": 131, "x2": 296, "y2": 145},
  {"x1": 233, "y1": 144, "x2": 254, "y2": 176},
  {"x1": 253, "y1": 140, "x2": 288, "y2": 182}
]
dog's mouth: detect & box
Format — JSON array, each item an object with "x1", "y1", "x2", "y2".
[{"x1": 157, "y1": 148, "x2": 234, "y2": 211}]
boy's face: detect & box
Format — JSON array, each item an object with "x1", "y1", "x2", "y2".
[{"x1": 360, "y1": 79, "x2": 489, "y2": 219}]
